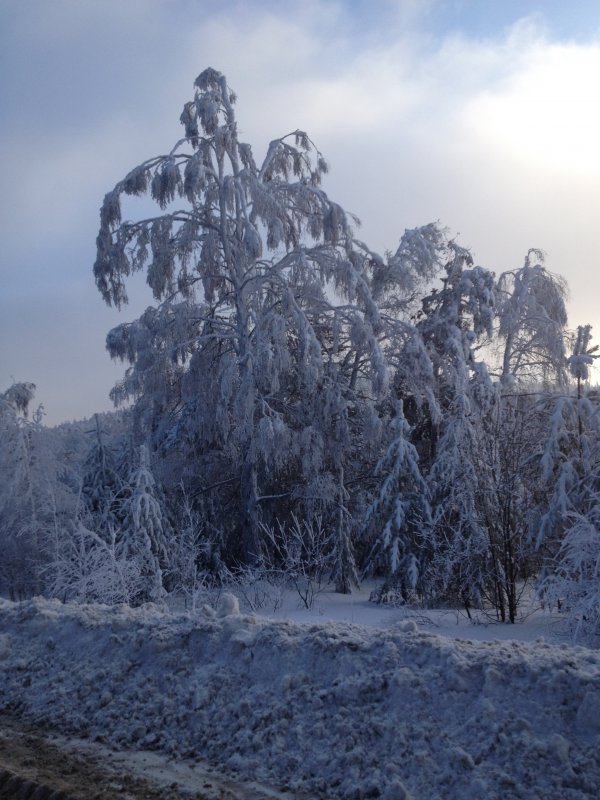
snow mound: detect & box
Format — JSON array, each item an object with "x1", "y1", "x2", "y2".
[
  {"x1": 1, "y1": 597, "x2": 600, "y2": 799},
  {"x1": 217, "y1": 592, "x2": 240, "y2": 617}
]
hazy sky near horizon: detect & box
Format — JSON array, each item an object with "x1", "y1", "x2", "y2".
[{"x1": 2, "y1": 0, "x2": 600, "y2": 425}]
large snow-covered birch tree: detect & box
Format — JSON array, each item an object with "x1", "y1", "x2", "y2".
[{"x1": 94, "y1": 68, "x2": 386, "y2": 565}]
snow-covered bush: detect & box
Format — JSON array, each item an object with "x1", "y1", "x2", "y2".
[
  {"x1": 46, "y1": 519, "x2": 142, "y2": 605},
  {"x1": 540, "y1": 510, "x2": 600, "y2": 645},
  {"x1": 260, "y1": 514, "x2": 334, "y2": 609},
  {"x1": 219, "y1": 564, "x2": 282, "y2": 613}
]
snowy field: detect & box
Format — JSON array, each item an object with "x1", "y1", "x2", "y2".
[{"x1": 1, "y1": 591, "x2": 600, "y2": 800}]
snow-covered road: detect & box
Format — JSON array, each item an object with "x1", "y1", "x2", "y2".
[{"x1": 1, "y1": 597, "x2": 599, "y2": 799}]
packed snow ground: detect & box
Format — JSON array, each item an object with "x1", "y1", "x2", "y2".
[
  {"x1": 251, "y1": 582, "x2": 569, "y2": 644},
  {"x1": 1, "y1": 594, "x2": 600, "y2": 800}
]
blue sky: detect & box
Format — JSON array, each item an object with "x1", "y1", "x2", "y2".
[
  {"x1": 437, "y1": 0, "x2": 600, "y2": 40},
  {"x1": 2, "y1": 0, "x2": 600, "y2": 424}
]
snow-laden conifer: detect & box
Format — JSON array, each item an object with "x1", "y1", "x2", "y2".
[
  {"x1": 120, "y1": 444, "x2": 171, "y2": 603},
  {"x1": 79, "y1": 414, "x2": 124, "y2": 543},
  {"x1": 365, "y1": 401, "x2": 431, "y2": 603},
  {"x1": 424, "y1": 390, "x2": 491, "y2": 610}
]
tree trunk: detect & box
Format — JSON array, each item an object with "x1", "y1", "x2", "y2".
[
  {"x1": 240, "y1": 457, "x2": 260, "y2": 564},
  {"x1": 334, "y1": 467, "x2": 354, "y2": 594}
]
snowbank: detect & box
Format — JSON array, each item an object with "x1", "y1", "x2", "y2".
[{"x1": 1, "y1": 597, "x2": 599, "y2": 799}]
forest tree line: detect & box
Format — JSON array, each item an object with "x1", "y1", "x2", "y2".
[{"x1": 1, "y1": 69, "x2": 598, "y2": 642}]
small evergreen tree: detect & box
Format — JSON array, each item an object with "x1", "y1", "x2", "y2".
[
  {"x1": 80, "y1": 414, "x2": 124, "y2": 542},
  {"x1": 365, "y1": 401, "x2": 430, "y2": 603},
  {"x1": 425, "y1": 391, "x2": 490, "y2": 612},
  {"x1": 120, "y1": 444, "x2": 171, "y2": 603}
]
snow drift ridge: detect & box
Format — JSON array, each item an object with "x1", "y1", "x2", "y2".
[{"x1": 1, "y1": 598, "x2": 599, "y2": 799}]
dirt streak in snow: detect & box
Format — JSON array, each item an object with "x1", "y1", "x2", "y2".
[{"x1": 0, "y1": 713, "x2": 303, "y2": 800}]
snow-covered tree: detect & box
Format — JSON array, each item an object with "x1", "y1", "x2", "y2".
[
  {"x1": 424, "y1": 389, "x2": 491, "y2": 611},
  {"x1": 496, "y1": 249, "x2": 568, "y2": 387},
  {"x1": 365, "y1": 401, "x2": 431, "y2": 603},
  {"x1": 120, "y1": 444, "x2": 171, "y2": 603},
  {"x1": 535, "y1": 329, "x2": 599, "y2": 557},
  {"x1": 0, "y1": 387, "x2": 37, "y2": 597},
  {"x1": 0, "y1": 383, "x2": 65, "y2": 598},
  {"x1": 376, "y1": 225, "x2": 447, "y2": 468},
  {"x1": 537, "y1": 388, "x2": 600, "y2": 642},
  {"x1": 164, "y1": 487, "x2": 221, "y2": 609},
  {"x1": 453, "y1": 250, "x2": 570, "y2": 620},
  {"x1": 79, "y1": 414, "x2": 124, "y2": 542},
  {"x1": 1, "y1": 381, "x2": 36, "y2": 417},
  {"x1": 94, "y1": 67, "x2": 387, "y2": 565},
  {"x1": 414, "y1": 245, "x2": 496, "y2": 609},
  {"x1": 536, "y1": 326, "x2": 600, "y2": 640},
  {"x1": 416, "y1": 241, "x2": 495, "y2": 395},
  {"x1": 475, "y1": 388, "x2": 544, "y2": 621},
  {"x1": 568, "y1": 324, "x2": 599, "y2": 403},
  {"x1": 372, "y1": 222, "x2": 448, "y2": 321}
]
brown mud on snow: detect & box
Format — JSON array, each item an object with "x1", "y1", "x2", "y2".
[{"x1": 0, "y1": 713, "x2": 304, "y2": 800}]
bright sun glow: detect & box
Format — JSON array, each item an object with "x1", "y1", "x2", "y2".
[{"x1": 466, "y1": 43, "x2": 600, "y2": 177}]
